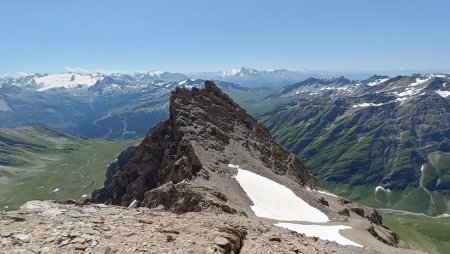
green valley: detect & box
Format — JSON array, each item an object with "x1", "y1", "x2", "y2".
[
  {"x1": 382, "y1": 210, "x2": 450, "y2": 254},
  {"x1": 0, "y1": 124, "x2": 137, "y2": 210}
]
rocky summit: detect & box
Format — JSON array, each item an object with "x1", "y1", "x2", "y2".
[
  {"x1": 1, "y1": 82, "x2": 424, "y2": 253},
  {"x1": 91, "y1": 81, "x2": 316, "y2": 210}
]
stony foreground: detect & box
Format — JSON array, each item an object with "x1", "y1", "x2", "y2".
[{"x1": 0, "y1": 201, "x2": 380, "y2": 254}]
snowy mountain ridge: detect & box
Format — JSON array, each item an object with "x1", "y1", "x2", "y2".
[{"x1": 278, "y1": 74, "x2": 450, "y2": 100}]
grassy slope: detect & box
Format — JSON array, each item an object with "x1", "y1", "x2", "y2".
[
  {"x1": 0, "y1": 125, "x2": 136, "y2": 210},
  {"x1": 322, "y1": 180, "x2": 450, "y2": 214},
  {"x1": 381, "y1": 211, "x2": 450, "y2": 254}
]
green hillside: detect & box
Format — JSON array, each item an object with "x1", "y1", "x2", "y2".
[{"x1": 0, "y1": 124, "x2": 136, "y2": 210}]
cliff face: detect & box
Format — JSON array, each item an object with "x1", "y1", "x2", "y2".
[{"x1": 91, "y1": 81, "x2": 315, "y2": 209}]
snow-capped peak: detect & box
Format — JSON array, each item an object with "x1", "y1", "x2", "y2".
[
  {"x1": 367, "y1": 78, "x2": 390, "y2": 87},
  {"x1": 221, "y1": 67, "x2": 258, "y2": 77},
  {"x1": 34, "y1": 72, "x2": 104, "y2": 91},
  {"x1": 221, "y1": 68, "x2": 241, "y2": 77},
  {"x1": 147, "y1": 70, "x2": 165, "y2": 77}
]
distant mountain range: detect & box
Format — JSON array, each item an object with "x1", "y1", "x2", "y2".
[
  {"x1": 189, "y1": 67, "x2": 322, "y2": 87},
  {"x1": 257, "y1": 73, "x2": 450, "y2": 215},
  {"x1": 0, "y1": 67, "x2": 377, "y2": 90},
  {"x1": 0, "y1": 73, "x2": 247, "y2": 139}
]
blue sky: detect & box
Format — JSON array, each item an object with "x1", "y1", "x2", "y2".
[{"x1": 1, "y1": 0, "x2": 450, "y2": 75}]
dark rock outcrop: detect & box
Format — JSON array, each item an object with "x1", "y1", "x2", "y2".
[
  {"x1": 104, "y1": 146, "x2": 137, "y2": 186},
  {"x1": 350, "y1": 207, "x2": 365, "y2": 217},
  {"x1": 365, "y1": 210, "x2": 383, "y2": 225},
  {"x1": 367, "y1": 226, "x2": 399, "y2": 247},
  {"x1": 142, "y1": 181, "x2": 237, "y2": 214},
  {"x1": 91, "y1": 81, "x2": 316, "y2": 209},
  {"x1": 337, "y1": 208, "x2": 350, "y2": 217},
  {"x1": 318, "y1": 197, "x2": 329, "y2": 207}
]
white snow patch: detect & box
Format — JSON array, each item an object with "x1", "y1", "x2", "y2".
[
  {"x1": 375, "y1": 186, "x2": 391, "y2": 193},
  {"x1": 305, "y1": 186, "x2": 339, "y2": 197},
  {"x1": 352, "y1": 102, "x2": 384, "y2": 108},
  {"x1": 178, "y1": 80, "x2": 187, "y2": 86},
  {"x1": 81, "y1": 194, "x2": 88, "y2": 198},
  {"x1": 276, "y1": 223, "x2": 363, "y2": 247},
  {"x1": 35, "y1": 73, "x2": 102, "y2": 91},
  {"x1": 230, "y1": 164, "x2": 329, "y2": 222},
  {"x1": 227, "y1": 164, "x2": 239, "y2": 169},
  {"x1": 396, "y1": 97, "x2": 408, "y2": 103},
  {"x1": 367, "y1": 78, "x2": 389, "y2": 87},
  {"x1": 430, "y1": 74, "x2": 447, "y2": 78},
  {"x1": 222, "y1": 68, "x2": 240, "y2": 76},
  {"x1": 0, "y1": 98, "x2": 12, "y2": 112},
  {"x1": 395, "y1": 87, "x2": 423, "y2": 97},
  {"x1": 435, "y1": 90, "x2": 450, "y2": 98},
  {"x1": 317, "y1": 190, "x2": 339, "y2": 197},
  {"x1": 409, "y1": 77, "x2": 431, "y2": 87}
]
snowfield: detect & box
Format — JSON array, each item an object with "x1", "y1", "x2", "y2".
[
  {"x1": 367, "y1": 78, "x2": 389, "y2": 86},
  {"x1": 317, "y1": 190, "x2": 339, "y2": 197},
  {"x1": 352, "y1": 102, "x2": 384, "y2": 108},
  {"x1": 230, "y1": 164, "x2": 329, "y2": 222},
  {"x1": 375, "y1": 186, "x2": 391, "y2": 193},
  {"x1": 229, "y1": 164, "x2": 363, "y2": 247},
  {"x1": 409, "y1": 77, "x2": 430, "y2": 87},
  {"x1": 435, "y1": 89, "x2": 450, "y2": 98},
  {"x1": 35, "y1": 73, "x2": 103, "y2": 91},
  {"x1": 275, "y1": 223, "x2": 363, "y2": 247}
]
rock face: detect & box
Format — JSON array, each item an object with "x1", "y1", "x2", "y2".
[{"x1": 91, "y1": 81, "x2": 316, "y2": 209}]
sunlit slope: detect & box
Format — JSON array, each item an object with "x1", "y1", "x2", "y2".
[{"x1": 0, "y1": 124, "x2": 136, "y2": 210}]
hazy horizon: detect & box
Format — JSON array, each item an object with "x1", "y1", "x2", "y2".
[{"x1": 3, "y1": 66, "x2": 449, "y2": 80}]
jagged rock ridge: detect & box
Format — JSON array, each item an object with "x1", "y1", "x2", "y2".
[{"x1": 91, "y1": 81, "x2": 316, "y2": 210}]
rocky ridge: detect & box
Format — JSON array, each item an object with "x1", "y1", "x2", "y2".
[{"x1": 91, "y1": 81, "x2": 316, "y2": 210}]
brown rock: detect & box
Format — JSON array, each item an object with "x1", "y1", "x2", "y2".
[
  {"x1": 269, "y1": 236, "x2": 282, "y2": 242},
  {"x1": 338, "y1": 208, "x2": 350, "y2": 217},
  {"x1": 74, "y1": 243, "x2": 87, "y2": 250},
  {"x1": 367, "y1": 226, "x2": 398, "y2": 247},
  {"x1": 105, "y1": 243, "x2": 118, "y2": 253},
  {"x1": 214, "y1": 236, "x2": 229, "y2": 246},
  {"x1": 339, "y1": 198, "x2": 352, "y2": 205},
  {"x1": 350, "y1": 207, "x2": 365, "y2": 217},
  {"x1": 365, "y1": 210, "x2": 383, "y2": 225},
  {"x1": 318, "y1": 197, "x2": 329, "y2": 207}
]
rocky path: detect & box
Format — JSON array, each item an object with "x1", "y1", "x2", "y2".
[{"x1": 0, "y1": 201, "x2": 374, "y2": 254}]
